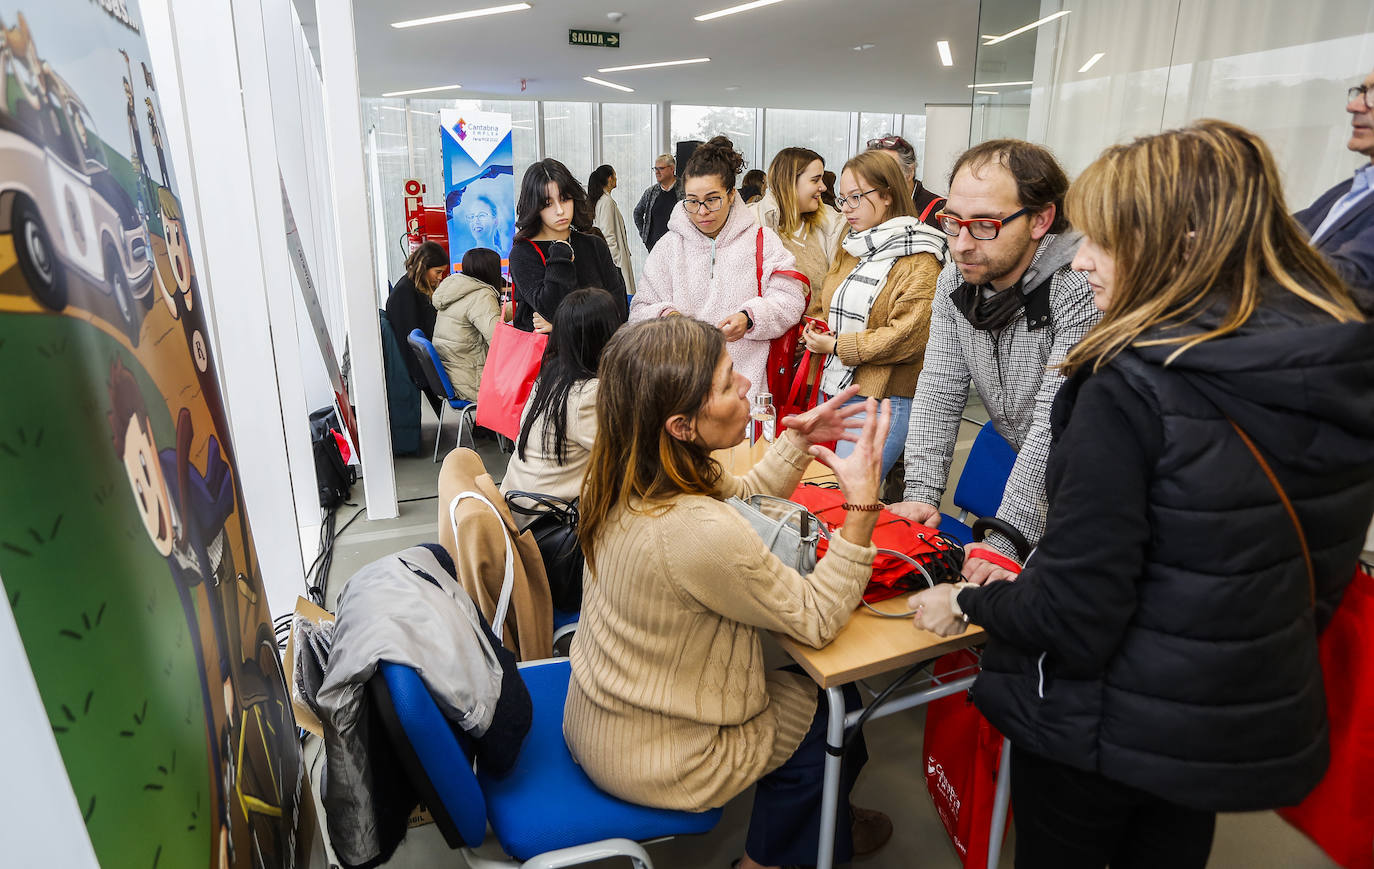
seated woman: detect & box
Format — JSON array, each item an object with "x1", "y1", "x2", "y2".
[
  {"x1": 387, "y1": 241, "x2": 448, "y2": 413},
  {"x1": 431, "y1": 247, "x2": 503, "y2": 402},
  {"x1": 564, "y1": 316, "x2": 895, "y2": 869},
  {"x1": 500, "y1": 287, "x2": 621, "y2": 525},
  {"x1": 909, "y1": 120, "x2": 1374, "y2": 868}
]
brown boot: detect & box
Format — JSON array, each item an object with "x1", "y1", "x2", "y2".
[{"x1": 850, "y1": 804, "x2": 894, "y2": 857}]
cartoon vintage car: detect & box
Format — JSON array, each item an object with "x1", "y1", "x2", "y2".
[{"x1": 0, "y1": 59, "x2": 153, "y2": 343}]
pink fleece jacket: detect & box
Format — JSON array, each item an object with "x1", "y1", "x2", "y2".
[{"x1": 631, "y1": 192, "x2": 807, "y2": 399}]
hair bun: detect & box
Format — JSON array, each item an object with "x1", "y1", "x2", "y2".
[{"x1": 686, "y1": 136, "x2": 746, "y2": 187}]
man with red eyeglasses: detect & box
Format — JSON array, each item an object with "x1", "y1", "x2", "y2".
[{"x1": 889, "y1": 140, "x2": 1099, "y2": 582}]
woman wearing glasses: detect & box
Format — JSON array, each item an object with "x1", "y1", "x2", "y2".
[
  {"x1": 801, "y1": 150, "x2": 947, "y2": 477},
  {"x1": 748, "y1": 147, "x2": 846, "y2": 302},
  {"x1": 509, "y1": 159, "x2": 628, "y2": 333},
  {"x1": 631, "y1": 136, "x2": 807, "y2": 400}
]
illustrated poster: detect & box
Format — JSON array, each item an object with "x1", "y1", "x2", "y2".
[{"x1": 440, "y1": 108, "x2": 514, "y2": 272}]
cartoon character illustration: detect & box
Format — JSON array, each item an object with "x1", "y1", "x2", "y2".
[
  {"x1": 140, "y1": 59, "x2": 155, "y2": 91},
  {"x1": 144, "y1": 96, "x2": 169, "y2": 187},
  {"x1": 155, "y1": 186, "x2": 210, "y2": 372}
]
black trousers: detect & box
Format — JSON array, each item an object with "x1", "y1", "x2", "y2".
[
  {"x1": 744, "y1": 682, "x2": 868, "y2": 866},
  {"x1": 1011, "y1": 745, "x2": 1216, "y2": 869}
]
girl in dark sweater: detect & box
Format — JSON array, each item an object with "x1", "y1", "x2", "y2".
[{"x1": 508, "y1": 159, "x2": 627, "y2": 332}]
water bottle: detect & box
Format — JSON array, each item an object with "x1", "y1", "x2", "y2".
[{"x1": 751, "y1": 392, "x2": 777, "y2": 443}]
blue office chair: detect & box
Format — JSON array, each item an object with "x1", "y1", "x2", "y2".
[
  {"x1": 939, "y1": 422, "x2": 1018, "y2": 546},
  {"x1": 407, "y1": 329, "x2": 478, "y2": 463},
  {"x1": 371, "y1": 658, "x2": 721, "y2": 868}
]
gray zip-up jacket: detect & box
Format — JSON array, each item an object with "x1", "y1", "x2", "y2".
[
  {"x1": 903, "y1": 232, "x2": 1099, "y2": 558},
  {"x1": 632, "y1": 181, "x2": 683, "y2": 245}
]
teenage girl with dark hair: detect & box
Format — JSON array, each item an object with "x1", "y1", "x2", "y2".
[
  {"x1": 387, "y1": 240, "x2": 449, "y2": 411},
  {"x1": 509, "y1": 158, "x2": 627, "y2": 333},
  {"x1": 500, "y1": 287, "x2": 623, "y2": 526},
  {"x1": 588, "y1": 164, "x2": 636, "y2": 295},
  {"x1": 631, "y1": 136, "x2": 807, "y2": 400},
  {"x1": 431, "y1": 247, "x2": 503, "y2": 402}
]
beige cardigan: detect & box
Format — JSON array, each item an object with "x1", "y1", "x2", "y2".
[
  {"x1": 594, "y1": 194, "x2": 636, "y2": 295},
  {"x1": 563, "y1": 434, "x2": 875, "y2": 811},
  {"x1": 499, "y1": 379, "x2": 598, "y2": 528}
]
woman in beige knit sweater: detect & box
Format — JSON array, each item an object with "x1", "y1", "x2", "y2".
[{"x1": 564, "y1": 316, "x2": 893, "y2": 869}]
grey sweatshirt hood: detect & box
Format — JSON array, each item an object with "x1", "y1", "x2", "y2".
[{"x1": 1021, "y1": 229, "x2": 1082, "y2": 294}]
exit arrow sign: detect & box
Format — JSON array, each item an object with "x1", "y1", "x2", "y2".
[{"x1": 569, "y1": 29, "x2": 620, "y2": 48}]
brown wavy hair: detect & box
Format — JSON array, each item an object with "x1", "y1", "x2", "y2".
[
  {"x1": 579, "y1": 317, "x2": 726, "y2": 573},
  {"x1": 768, "y1": 146, "x2": 826, "y2": 238},
  {"x1": 1061, "y1": 119, "x2": 1361, "y2": 375},
  {"x1": 404, "y1": 241, "x2": 449, "y2": 294}
]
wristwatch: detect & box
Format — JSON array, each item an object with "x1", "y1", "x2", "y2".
[{"x1": 739, "y1": 310, "x2": 754, "y2": 331}]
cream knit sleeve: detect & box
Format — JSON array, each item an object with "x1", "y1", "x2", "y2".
[
  {"x1": 714, "y1": 432, "x2": 813, "y2": 501},
  {"x1": 658, "y1": 497, "x2": 874, "y2": 649}
]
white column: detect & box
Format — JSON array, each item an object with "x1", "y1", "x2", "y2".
[
  {"x1": 145, "y1": 0, "x2": 310, "y2": 615},
  {"x1": 0, "y1": 578, "x2": 100, "y2": 867},
  {"x1": 923, "y1": 104, "x2": 974, "y2": 194},
  {"x1": 315, "y1": 0, "x2": 399, "y2": 519}
]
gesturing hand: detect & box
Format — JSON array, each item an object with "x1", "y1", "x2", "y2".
[
  {"x1": 781, "y1": 384, "x2": 865, "y2": 446},
  {"x1": 808, "y1": 395, "x2": 891, "y2": 512}
]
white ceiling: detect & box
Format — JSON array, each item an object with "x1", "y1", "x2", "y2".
[{"x1": 308, "y1": 0, "x2": 996, "y2": 113}]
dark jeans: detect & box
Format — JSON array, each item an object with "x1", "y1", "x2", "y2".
[
  {"x1": 744, "y1": 681, "x2": 867, "y2": 866},
  {"x1": 1011, "y1": 745, "x2": 1216, "y2": 869}
]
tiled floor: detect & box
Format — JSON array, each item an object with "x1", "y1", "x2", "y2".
[{"x1": 303, "y1": 401, "x2": 1336, "y2": 869}]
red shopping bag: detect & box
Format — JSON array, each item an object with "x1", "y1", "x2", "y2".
[
  {"x1": 755, "y1": 227, "x2": 811, "y2": 401},
  {"x1": 474, "y1": 298, "x2": 547, "y2": 440},
  {"x1": 923, "y1": 650, "x2": 1010, "y2": 868},
  {"x1": 1279, "y1": 565, "x2": 1374, "y2": 869}
]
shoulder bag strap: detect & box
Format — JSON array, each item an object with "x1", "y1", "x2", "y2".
[
  {"x1": 448, "y1": 491, "x2": 516, "y2": 639},
  {"x1": 756, "y1": 227, "x2": 764, "y2": 297},
  {"x1": 527, "y1": 237, "x2": 547, "y2": 265},
  {"x1": 919, "y1": 196, "x2": 946, "y2": 224},
  {"x1": 1228, "y1": 418, "x2": 1315, "y2": 605}
]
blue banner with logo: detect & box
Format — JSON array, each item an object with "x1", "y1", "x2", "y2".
[{"x1": 440, "y1": 109, "x2": 514, "y2": 272}]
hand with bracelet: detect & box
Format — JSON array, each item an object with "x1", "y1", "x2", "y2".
[{"x1": 781, "y1": 383, "x2": 891, "y2": 546}]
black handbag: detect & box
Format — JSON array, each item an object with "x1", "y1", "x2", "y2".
[{"x1": 504, "y1": 491, "x2": 583, "y2": 613}]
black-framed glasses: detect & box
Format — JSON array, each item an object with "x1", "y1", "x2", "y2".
[
  {"x1": 682, "y1": 195, "x2": 725, "y2": 214},
  {"x1": 835, "y1": 188, "x2": 879, "y2": 210},
  {"x1": 1349, "y1": 85, "x2": 1373, "y2": 112},
  {"x1": 935, "y1": 207, "x2": 1031, "y2": 241}
]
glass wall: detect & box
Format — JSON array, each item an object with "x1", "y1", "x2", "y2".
[
  {"x1": 542, "y1": 101, "x2": 596, "y2": 184},
  {"x1": 671, "y1": 104, "x2": 758, "y2": 168},
  {"x1": 600, "y1": 103, "x2": 653, "y2": 278},
  {"x1": 763, "y1": 108, "x2": 851, "y2": 175},
  {"x1": 361, "y1": 98, "x2": 411, "y2": 285}
]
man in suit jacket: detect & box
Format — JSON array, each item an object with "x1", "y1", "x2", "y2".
[{"x1": 1295, "y1": 66, "x2": 1374, "y2": 314}]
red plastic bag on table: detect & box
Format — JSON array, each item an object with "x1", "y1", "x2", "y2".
[
  {"x1": 474, "y1": 280, "x2": 548, "y2": 440},
  {"x1": 924, "y1": 650, "x2": 1010, "y2": 868},
  {"x1": 1279, "y1": 565, "x2": 1374, "y2": 869},
  {"x1": 789, "y1": 482, "x2": 963, "y2": 601}
]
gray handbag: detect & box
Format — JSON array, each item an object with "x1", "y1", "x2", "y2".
[{"x1": 727, "y1": 494, "x2": 828, "y2": 574}]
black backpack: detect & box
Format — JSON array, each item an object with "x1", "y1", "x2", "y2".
[{"x1": 310, "y1": 407, "x2": 355, "y2": 510}]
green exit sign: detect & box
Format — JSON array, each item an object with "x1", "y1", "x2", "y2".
[{"x1": 569, "y1": 29, "x2": 620, "y2": 48}]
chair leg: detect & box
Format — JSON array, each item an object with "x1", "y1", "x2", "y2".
[
  {"x1": 434, "y1": 402, "x2": 447, "y2": 463},
  {"x1": 518, "y1": 837, "x2": 654, "y2": 869}
]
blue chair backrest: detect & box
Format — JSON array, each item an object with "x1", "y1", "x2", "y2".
[
  {"x1": 407, "y1": 329, "x2": 457, "y2": 403},
  {"x1": 369, "y1": 661, "x2": 488, "y2": 849},
  {"x1": 951, "y1": 423, "x2": 1018, "y2": 520}
]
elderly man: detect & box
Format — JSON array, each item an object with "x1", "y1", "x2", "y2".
[
  {"x1": 890, "y1": 139, "x2": 1100, "y2": 583},
  {"x1": 633, "y1": 153, "x2": 683, "y2": 252},
  {"x1": 1296, "y1": 67, "x2": 1374, "y2": 314},
  {"x1": 867, "y1": 134, "x2": 945, "y2": 228}
]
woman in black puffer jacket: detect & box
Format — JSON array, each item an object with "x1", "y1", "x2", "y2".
[{"x1": 909, "y1": 119, "x2": 1374, "y2": 868}]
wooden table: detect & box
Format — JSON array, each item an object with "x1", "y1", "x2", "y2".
[{"x1": 722, "y1": 436, "x2": 1013, "y2": 869}]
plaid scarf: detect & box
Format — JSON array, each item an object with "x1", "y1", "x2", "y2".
[{"x1": 821, "y1": 217, "x2": 946, "y2": 395}]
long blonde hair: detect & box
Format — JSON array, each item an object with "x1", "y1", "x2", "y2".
[
  {"x1": 579, "y1": 318, "x2": 726, "y2": 574},
  {"x1": 768, "y1": 147, "x2": 826, "y2": 238},
  {"x1": 1062, "y1": 119, "x2": 1361, "y2": 375}
]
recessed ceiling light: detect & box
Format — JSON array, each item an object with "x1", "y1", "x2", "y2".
[
  {"x1": 381, "y1": 84, "x2": 463, "y2": 97},
  {"x1": 980, "y1": 10, "x2": 1070, "y2": 46},
  {"x1": 724, "y1": 85, "x2": 741, "y2": 91},
  {"x1": 966, "y1": 80, "x2": 1032, "y2": 88},
  {"x1": 583, "y1": 76, "x2": 635, "y2": 93},
  {"x1": 694, "y1": 0, "x2": 787, "y2": 23},
  {"x1": 597, "y1": 57, "x2": 710, "y2": 73},
  {"x1": 852, "y1": 43, "x2": 875, "y2": 51},
  {"x1": 976, "y1": 90, "x2": 999, "y2": 95},
  {"x1": 1078, "y1": 52, "x2": 1105, "y2": 73},
  {"x1": 937, "y1": 40, "x2": 953, "y2": 66},
  {"x1": 391, "y1": 2, "x2": 531, "y2": 29}
]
